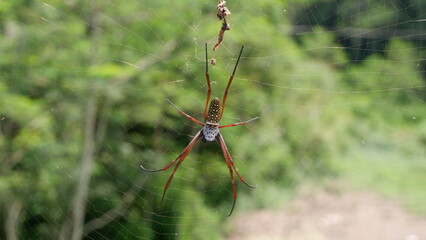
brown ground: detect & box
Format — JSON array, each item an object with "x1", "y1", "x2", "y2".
[{"x1": 228, "y1": 185, "x2": 426, "y2": 240}]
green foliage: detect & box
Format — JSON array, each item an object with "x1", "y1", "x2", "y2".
[{"x1": 0, "y1": 0, "x2": 425, "y2": 239}]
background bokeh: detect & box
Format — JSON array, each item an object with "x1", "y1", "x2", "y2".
[{"x1": 0, "y1": 0, "x2": 425, "y2": 239}]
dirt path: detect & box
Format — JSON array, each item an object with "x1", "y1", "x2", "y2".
[{"x1": 228, "y1": 185, "x2": 426, "y2": 240}]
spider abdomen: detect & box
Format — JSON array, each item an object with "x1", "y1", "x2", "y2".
[
  {"x1": 207, "y1": 97, "x2": 221, "y2": 124},
  {"x1": 202, "y1": 125, "x2": 219, "y2": 142}
]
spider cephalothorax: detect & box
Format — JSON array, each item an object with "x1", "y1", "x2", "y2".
[{"x1": 141, "y1": 43, "x2": 258, "y2": 216}]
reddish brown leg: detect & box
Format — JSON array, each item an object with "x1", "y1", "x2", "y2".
[
  {"x1": 159, "y1": 154, "x2": 184, "y2": 204},
  {"x1": 217, "y1": 133, "x2": 255, "y2": 216},
  {"x1": 204, "y1": 43, "x2": 212, "y2": 121},
  {"x1": 167, "y1": 99, "x2": 204, "y2": 127},
  {"x1": 217, "y1": 133, "x2": 237, "y2": 216},
  {"x1": 220, "y1": 45, "x2": 244, "y2": 119},
  {"x1": 219, "y1": 117, "x2": 259, "y2": 129},
  {"x1": 227, "y1": 165, "x2": 237, "y2": 216},
  {"x1": 217, "y1": 133, "x2": 256, "y2": 188},
  {"x1": 141, "y1": 130, "x2": 202, "y2": 202}
]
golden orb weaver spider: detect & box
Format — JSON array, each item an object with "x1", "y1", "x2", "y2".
[{"x1": 141, "y1": 43, "x2": 259, "y2": 216}]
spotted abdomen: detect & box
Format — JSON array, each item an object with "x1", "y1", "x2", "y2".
[{"x1": 207, "y1": 97, "x2": 221, "y2": 124}]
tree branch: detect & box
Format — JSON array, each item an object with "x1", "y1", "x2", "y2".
[
  {"x1": 60, "y1": 3, "x2": 101, "y2": 240},
  {"x1": 84, "y1": 41, "x2": 176, "y2": 236},
  {"x1": 5, "y1": 201, "x2": 23, "y2": 240}
]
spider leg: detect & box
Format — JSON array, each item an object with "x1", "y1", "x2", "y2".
[
  {"x1": 140, "y1": 130, "x2": 202, "y2": 172},
  {"x1": 219, "y1": 117, "x2": 259, "y2": 128},
  {"x1": 227, "y1": 164, "x2": 237, "y2": 216},
  {"x1": 140, "y1": 148, "x2": 185, "y2": 172},
  {"x1": 167, "y1": 99, "x2": 204, "y2": 127},
  {"x1": 217, "y1": 133, "x2": 256, "y2": 188},
  {"x1": 159, "y1": 155, "x2": 184, "y2": 204},
  {"x1": 141, "y1": 130, "x2": 202, "y2": 204},
  {"x1": 217, "y1": 134, "x2": 237, "y2": 216},
  {"x1": 219, "y1": 45, "x2": 244, "y2": 120},
  {"x1": 217, "y1": 133, "x2": 255, "y2": 216},
  {"x1": 204, "y1": 43, "x2": 212, "y2": 121}
]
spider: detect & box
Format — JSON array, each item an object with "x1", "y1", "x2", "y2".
[{"x1": 141, "y1": 43, "x2": 259, "y2": 216}]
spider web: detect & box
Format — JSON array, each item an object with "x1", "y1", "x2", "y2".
[{"x1": 1, "y1": 0, "x2": 425, "y2": 239}]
